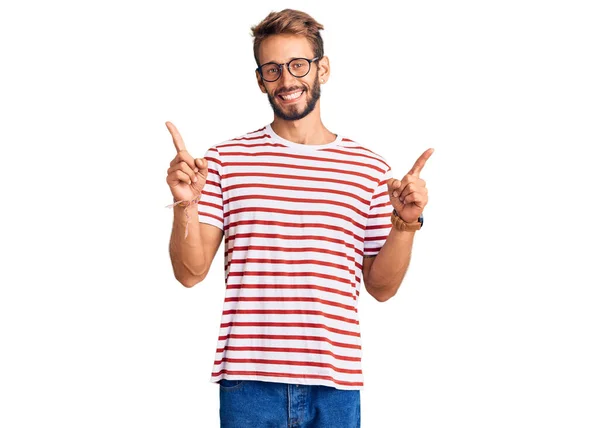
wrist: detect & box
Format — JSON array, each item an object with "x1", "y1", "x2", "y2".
[
  {"x1": 391, "y1": 209, "x2": 422, "y2": 232},
  {"x1": 173, "y1": 196, "x2": 201, "y2": 207}
]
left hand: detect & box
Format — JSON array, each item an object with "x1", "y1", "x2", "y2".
[{"x1": 387, "y1": 148, "x2": 434, "y2": 223}]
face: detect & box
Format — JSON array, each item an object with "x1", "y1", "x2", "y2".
[{"x1": 256, "y1": 34, "x2": 329, "y2": 121}]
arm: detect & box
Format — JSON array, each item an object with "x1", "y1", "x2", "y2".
[
  {"x1": 363, "y1": 147, "x2": 433, "y2": 302},
  {"x1": 362, "y1": 228, "x2": 415, "y2": 302},
  {"x1": 169, "y1": 202, "x2": 223, "y2": 288},
  {"x1": 164, "y1": 122, "x2": 224, "y2": 288}
]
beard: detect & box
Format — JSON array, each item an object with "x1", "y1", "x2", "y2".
[{"x1": 267, "y1": 74, "x2": 321, "y2": 121}]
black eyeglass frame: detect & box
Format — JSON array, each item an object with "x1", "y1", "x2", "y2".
[{"x1": 256, "y1": 57, "x2": 321, "y2": 82}]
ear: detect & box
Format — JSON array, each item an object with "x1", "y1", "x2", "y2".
[
  {"x1": 255, "y1": 70, "x2": 267, "y2": 94},
  {"x1": 317, "y1": 55, "x2": 331, "y2": 84}
]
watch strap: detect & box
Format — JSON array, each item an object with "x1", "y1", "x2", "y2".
[{"x1": 391, "y1": 209, "x2": 422, "y2": 232}]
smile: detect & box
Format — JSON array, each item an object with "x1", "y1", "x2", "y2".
[{"x1": 278, "y1": 90, "x2": 304, "y2": 103}]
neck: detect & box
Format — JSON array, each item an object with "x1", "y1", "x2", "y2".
[{"x1": 270, "y1": 103, "x2": 336, "y2": 146}]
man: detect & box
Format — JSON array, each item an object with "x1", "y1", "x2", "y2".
[{"x1": 166, "y1": 8, "x2": 433, "y2": 427}]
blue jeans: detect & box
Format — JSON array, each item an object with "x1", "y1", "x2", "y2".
[{"x1": 219, "y1": 379, "x2": 361, "y2": 427}]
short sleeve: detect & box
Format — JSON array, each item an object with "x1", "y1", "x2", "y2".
[
  {"x1": 364, "y1": 167, "x2": 393, "y2": 256},
  {"x1": 197, "y1": 146, "x2": 224, "y2": 230}
]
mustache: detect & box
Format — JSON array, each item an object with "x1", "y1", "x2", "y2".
[{"x1": 274, "y1": 86, "x2": 306, "y2": 96}]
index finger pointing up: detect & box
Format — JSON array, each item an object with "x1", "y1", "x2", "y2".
[
  {"x1": 166, "y1": 121, "x2": 187, "y2": 153},
  {"x1": 408, "y1": 148, "x2": 435, "y2": 177}
]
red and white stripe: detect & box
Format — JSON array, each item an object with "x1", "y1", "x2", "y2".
[{"x1": 198, "y1": 124, "x2": 393, "y2": 390}]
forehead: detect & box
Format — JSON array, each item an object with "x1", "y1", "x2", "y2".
[{"x1": 258, "y1": 34, "x2": 314, "y2": 64}]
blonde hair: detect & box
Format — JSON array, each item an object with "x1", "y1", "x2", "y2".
[{"x1": 251, "y1": 9, "x2": 325, "y2": 66}]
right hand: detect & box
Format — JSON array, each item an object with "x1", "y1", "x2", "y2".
[{"x1": 165, "y1": 121, "x2": 209, "y2": 202}]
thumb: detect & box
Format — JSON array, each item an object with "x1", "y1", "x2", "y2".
[
  {"x1": 387, "y1": 177, "x2": 400, "y2": 193},
  {"x1": 195, "y1": 158, "x2": 208, "y2": 175}
]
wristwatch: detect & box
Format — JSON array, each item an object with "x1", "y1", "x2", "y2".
[{"x1": 391, "y1": 209, "x2": 423, "y2": 232}]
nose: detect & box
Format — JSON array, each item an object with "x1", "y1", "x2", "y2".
[{"x1": 279, "y1": 64, "x2": 296, "y2": 86}]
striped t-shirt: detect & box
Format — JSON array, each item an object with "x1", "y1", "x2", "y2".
[{"x1": 198, "y1": 124, "x2": 393, "y2": 390}]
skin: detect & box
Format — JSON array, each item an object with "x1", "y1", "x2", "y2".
[
  {"x1": 387, "y1": 148, "x2": 434, "y2": 223},
  {"x1": 165, "y1": 32, "x2": 434, "y2": 300},
  {"x1": 255, "y1": 34, "x2": 335, "y2": 146}
]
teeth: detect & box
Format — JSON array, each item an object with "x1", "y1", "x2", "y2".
[{"x1": 281, "y1": 91, "x2": 302, "y2": 100}]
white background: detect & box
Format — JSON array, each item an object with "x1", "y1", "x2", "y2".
[{"x1": 1, "y1": 0, "x2": 599, "y2": 426}]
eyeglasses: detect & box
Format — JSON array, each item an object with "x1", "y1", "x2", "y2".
[{"x1": 257, "y1": 57, "x2": 321, "y2": 82}]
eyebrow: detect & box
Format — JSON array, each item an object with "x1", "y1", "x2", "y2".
[{"x1": 261, "y1": 56, "x2": 309, "y2": 65}]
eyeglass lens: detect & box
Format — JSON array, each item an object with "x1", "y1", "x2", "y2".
[{"x1": 260, "y1": 59, "x2": 311, "y2": 82}]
